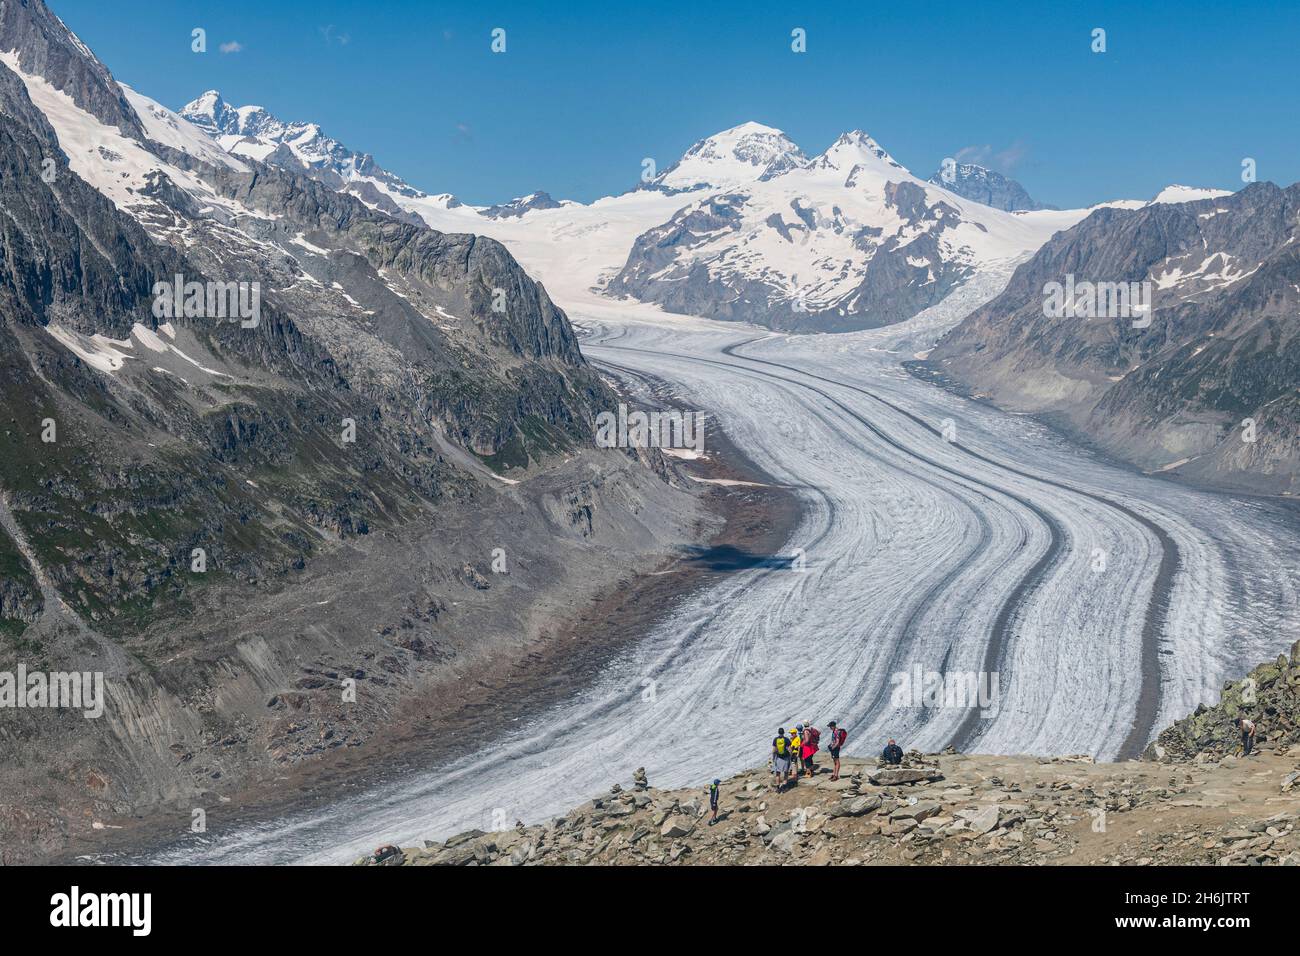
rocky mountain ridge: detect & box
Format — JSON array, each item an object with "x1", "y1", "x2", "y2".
[
  {"x1": 179, "y1": 89, "x2": 428, "y2": 209},
  {"x1": 927, "y1": 180, "x2": 1300, "y2": 494},
  {"x1": 0, "y1": 0, "x2": 700, "y2": 862},
  {"x1": 926, "y1": 161, "x2": 1055, "y2": 212}
]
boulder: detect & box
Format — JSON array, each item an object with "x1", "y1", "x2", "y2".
[
  {"x1": 890, "y1": 801, "x2": 940, "y2": 822},
  {"x1": 770, "y1": 828, "x2": 800, "y2": 854},
  {"x1": 963, "y1": 806, "x2": 1002, "y2": 835},
  {"x1": 660, "y1": 816, "x2": 694, "y2": 839},
  {"x1": 869, "y1": 768, "x2": 942, "y2": 786},
  {"x1": 829, "y1": 794, "x2": 881, "y2": 818},
  {"x1": 443, "y1": 829, "x2": 485, "y2": 848}
]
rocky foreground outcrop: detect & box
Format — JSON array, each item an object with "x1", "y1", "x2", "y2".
[
  {"x1": 1149, "y1": 639, "x2": 1300, "y2": 760},
  {"x1": 357, "y1": 641, "x2": 1300, "y2": 867},
  {"x1": 356, "y1": 748, "x2": 1300, "y2": 867}
]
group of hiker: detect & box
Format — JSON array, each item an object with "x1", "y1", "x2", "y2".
[
  {"x1": 694, "y1": 713, "x2": 1272, "y2": 819},
  {"x1": 769, "y1": 720, "x2": 851, "y2": 790},
  {"x1": 695, "y1": 723, "x2": 909, "y2": 825}
]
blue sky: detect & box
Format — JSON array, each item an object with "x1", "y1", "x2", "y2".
[{"x1": 51, "y1": 0, "x2": 1299, "y2": 207}]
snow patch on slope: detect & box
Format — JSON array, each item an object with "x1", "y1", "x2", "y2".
[
  {"x1": 1149, "y1": 184, "x2": 1233, "y2": 206},
  {"x1": 119, "y1": 84, "x2": 247, "y2": 172},
  {"x1": 44, "y1": 322, "x2": 232, "y2": 378},
  {"x1": 0, "y1": 51, "x2": 228, "y2": 216}
]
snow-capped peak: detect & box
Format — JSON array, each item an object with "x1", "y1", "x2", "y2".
[
  {"x1": 647, "y1": 121, "x2": 807, "y2": 193},
  {"x1": 808, "y1": 130, "x2": 907, "y2": 177},
  {"x1": 1147, "y1": 184, "x2": 1233, "y2": 206},
  {"x1": 481, "y1": 191, "x2": 571, "y2": 219},
  {"x1": 180, "y1": 90, "x2": 442, "y2": 204},
  {"x1": 178, "y1": 89, "x2": 231, "y2": 133},
  {"x1": 181, "y1": 92, "x2": 306, "y2": 144}
]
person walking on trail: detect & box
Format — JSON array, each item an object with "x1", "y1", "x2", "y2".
[
  {"x1": 801, "y1": 720, "x2": 820, "y2": 777},
  {"x1": 772, "y1": 728, "x2": 793, "y2": 789},
  {"x1": 882, "y1": 738, "x2": 903, "y2": 765},
  {"x1": 790, "y1": 725, "x2": 804, "y2": 777},
  {"x1": 1238, "y1": 717, "x2": 1257, "y2": 757},
  {"x1": 706, "y1": 779, "x2": 721, "y2": 825},
  {"x1": 827, "y1": 721, "x2": 848, "y2": 780}
]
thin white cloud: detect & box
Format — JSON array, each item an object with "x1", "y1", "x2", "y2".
[
  {"x1": 219, "y1": 41, "x2": 244, "y2": 54},
  {"x1": 954, "y1": 140, "x2": 1029, "y2": 174},
  {"x1": 319, "y1": 25, "x2": 351, "y2": 46}
]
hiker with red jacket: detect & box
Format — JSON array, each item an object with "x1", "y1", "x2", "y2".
[
  {"x1": 801, "y1": 720, "x2": 820, "y2": 777},
  {"x1": 826, "y1": 720, "x2": 848, "y2": 780}
]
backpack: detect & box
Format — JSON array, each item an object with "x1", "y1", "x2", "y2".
[
  {"x1": 774, "y1": 736, "x2": 788, "y2": 756},
  {"x1": 806, "y1": 727, "x2": 820, "y2": 747},
  {"x1": 832, "y1": 728, "x2": 847, "y2": 749}
]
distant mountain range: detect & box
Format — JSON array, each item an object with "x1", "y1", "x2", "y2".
[
  {"x1": 178, "y1": 97, "x2": 1102, "y2": 333},
  {"x1": 604, "y1": 125, "x2": 1069, "y2": 332},
  {"x1": 169, "y1": 90, "x2": 1298, "y2": 494}
]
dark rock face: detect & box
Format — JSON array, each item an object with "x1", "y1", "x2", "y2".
[
  {"x1": 0, "y1": 64, "x2": 181, "y2": 341},
  {"x1": 0, "y1": 7, "x2": 615, "y2": 635},
  {"x1": 0, "y1": 526, "x2": 42, "y2": 625},
  {"x1": 927, "y1": 162, "x2": 1054, "y2": 212},
  {"x1": 0, "y1": 0, "x2": 144, "y2": 137},
  {"x1": 928, "y1": 182, "x2": 1298, "y2": 493},
  {"x1": 199, "y1": 159, "x2": 586, "y2": 367}
]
